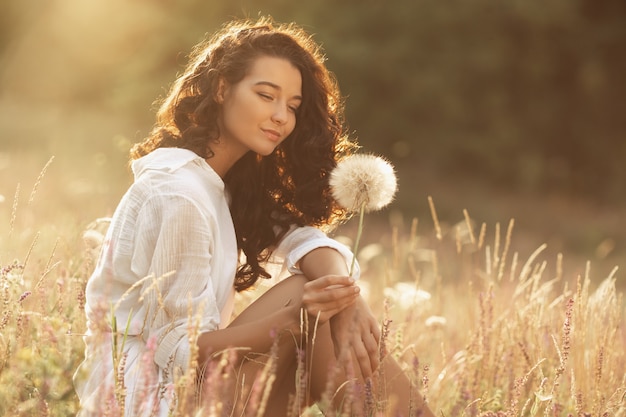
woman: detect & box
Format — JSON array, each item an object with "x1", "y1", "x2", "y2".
[{"x1": 74, "y1": 17, "x2": 435, "y2": 417}]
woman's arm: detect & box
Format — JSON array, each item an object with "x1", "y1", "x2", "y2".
[
  {"x1": 298, "y1": 246, "x2": 351, "y2": 277},
  {"x1": 196, "y1": 303, "x2": 300, "y2": 365},
  {"x1": 195, "y1": 270, "x2": 359, "y2": 366},
  {"x1": 298, "y1": 247, "x2": 380, "y2": 379}
]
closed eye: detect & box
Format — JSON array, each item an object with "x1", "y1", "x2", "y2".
[{"x1": 288, "y1": 98, "x2": 302, "y2": 114}]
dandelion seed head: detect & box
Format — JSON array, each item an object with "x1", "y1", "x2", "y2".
[
  {"x1": 425, "y1": 315, "x2": 447, "y2": 329},
  {"x1": 83, "y1": 229, "x2": 105, "y2": 250},
  {"x1": 329, "y1": 154, "x2": 397, "y2": 212},
  {"x1": 384, "y1": 282, "x2": 431, "y2": 310}
]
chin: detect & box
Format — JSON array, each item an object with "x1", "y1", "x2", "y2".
[{"x1": 256, "y1": 147, "x2": 278, "y2": 157}]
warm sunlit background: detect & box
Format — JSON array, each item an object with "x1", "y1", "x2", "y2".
[{"x1": 1, "y1": 0, "x2": 625, "y2": 285}]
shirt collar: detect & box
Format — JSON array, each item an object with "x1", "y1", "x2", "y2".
[{"x1": 132, "y1": 147, "x2": 224, "y2": 189}]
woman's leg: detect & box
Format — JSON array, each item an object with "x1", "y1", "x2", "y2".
[
  {"x1": 219, "y1": 275, "x2": 364, "y2": 416},
  {"x1": 207, "y1": 274, "x2": 435, "y2": 417},
  {"x1": 217, "y1": 275, "x2": 308, "y2": 416},
  {"x1": 305, "y1": 320, "x2": 436, "y2": 417}
]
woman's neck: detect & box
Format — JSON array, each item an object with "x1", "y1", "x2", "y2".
[{"x1": 205, "y1": 141, "x2": 249, "y2": 178}]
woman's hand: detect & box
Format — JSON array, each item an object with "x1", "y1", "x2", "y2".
[
  {"x1": 329, "y1": 296, "x2": 380, "y2": 379},
  {"x1": 297, "y1": 247, "x2": 379, "y2": 377},
  {"x1": 301, "y1": 275, "x2": 360, "y2": 324}
]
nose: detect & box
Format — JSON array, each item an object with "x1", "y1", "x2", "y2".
[{"x1": 271, "y1": 103, "x2": 288, "y2": 125}]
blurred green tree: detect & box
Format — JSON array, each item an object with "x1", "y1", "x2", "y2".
[{"x1": 1, "y1": 0, "x2": 625, "y2": 203}]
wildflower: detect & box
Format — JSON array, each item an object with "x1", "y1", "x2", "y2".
[
  {"x1": 19, "y1": 291, "x2": 31, "y2": 303},
  {"x1": 83, "y1": 229, "x2": 105, "y2": 251},
  {"x1": 330, "y1": 154, "x2": 397, "y2": 213},
  {"x1": 383, "y1": 282, "x2": 431, "y2": 310},
  {"x1": 329, "y1": 154, "x2": 398, "y2": 275},
  {"x1": 424, "y1": 315, "x2": 447, "y2": 329}
]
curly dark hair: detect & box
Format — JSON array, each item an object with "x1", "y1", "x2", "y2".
[{"x1": 130, "y1": 17, "x2": 357, "y2": 291}]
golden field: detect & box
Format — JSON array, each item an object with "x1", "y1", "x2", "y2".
[
  {"x1": 0, "y1": 155, "x2": 624, "y2": 416},
  {"x1": 2, "y1": 1, "x2": 626, "y2": 414}
]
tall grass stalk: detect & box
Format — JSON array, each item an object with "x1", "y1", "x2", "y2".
[{"x1": 0, "y1": 166, "x2": 624, "y2": 416}]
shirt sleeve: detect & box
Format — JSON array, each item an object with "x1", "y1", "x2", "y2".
[
  {"x1": 131, "y1": 193, "x2": 221, "y2": 372},
  {"x1": 269, "y1": 225, "x2": 360, "y2": 280}
]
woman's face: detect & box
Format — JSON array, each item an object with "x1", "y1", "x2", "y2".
[{"x1": 218, "y1": 55, "x2": 302, "y2": 158}]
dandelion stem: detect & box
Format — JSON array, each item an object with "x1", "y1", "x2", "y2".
[{"x1": 349, "y1": 201, "x2": 366, "y2": 277}]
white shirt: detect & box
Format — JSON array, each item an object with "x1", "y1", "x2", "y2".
[{"x1": 75, "y1": 148, "x2": 357, "y2": 416}]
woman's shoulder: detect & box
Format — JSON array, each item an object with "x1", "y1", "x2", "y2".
[{"x1": 133, "y1": 149, "x2": 223, "y2": 196}]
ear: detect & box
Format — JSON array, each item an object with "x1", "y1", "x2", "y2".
[{"x1": 215, "y1": 78, "x2": 227, "y2": 104}]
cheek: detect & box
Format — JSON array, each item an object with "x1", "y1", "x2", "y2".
[
  {"x1": 225, "y1": 101, "x2": 253, "y2": 134},
  {"x1": 287, "y1": 116, "x2": 297, "y2": 134}
]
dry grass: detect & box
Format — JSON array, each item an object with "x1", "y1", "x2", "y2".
[{"x1": 0, "y1": 160, "x2": 624, "y2": 416}]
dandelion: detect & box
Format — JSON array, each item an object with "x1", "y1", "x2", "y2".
[
  {"x1": 329, "y1": 154, "x2": 398, "y2": 275},
  {"x1": 424, "y1": 315, "x2": 447, "y2": 329},
  {"x1": 383, "y1": 282, "x2": 431, "y2": 310}
]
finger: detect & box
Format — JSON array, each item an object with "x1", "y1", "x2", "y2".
[
  {"x1": 369, "y1": 320, "x2": 381, "y2": 343},
  {"x1": 303, "y1": 284, "x2": 359, "y2": 305},
  {"x1": 363, "y1": 332, "x2": 380, "y2": 372},
  {"x1": 341, "y1": 351, "x2": 357, "y2": 378},
  {"x1": 332, "y1": 337, "x2": 351, "y2": 366},
  {"x1": 335, "y1": 343, "x2": 358, "y2": 378},
  {"x1": 304, "y1": 302, "x2": 344, "y2": 321},
  {"x1": 352, "y1": 340, "x2": 373, "y2": 379},
  {"x1": 319, "y1": 293, "x2": 358, "y2": 316},
  {"x1": 324, "y1": 285, "x2": 360, "y2": 303},
  {"x1": 307, "y1": 308, "x2": 338, "y2": 324},
  {"x1": 358, "y1": 309, "x2": 381, "y2": 343},
  {"x1": 305, "y1": 275, "x2": 355, "y2": 290},
  {"x1": 305, "y1": 299, "x2": 356, "y2": 323},
  {"x1": 302, "y1": 295, "x2": 357, "y2": 317}
]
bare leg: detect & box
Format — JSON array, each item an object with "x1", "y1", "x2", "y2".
[
  {"x1": 376, "y1": 355, "x2": 436, "y2": 417},
  {"x1": 218, "y1": 275, "x2": 308, "y2": 416},
  {"x1": 220, "y1": 275, "x2": 354, "y2": 415},
  {"x1": 306, "y1": 321, "x2": 436, "y2": 417},
  {"x1": 202, "y1": 275, "x2": 435, "y2": 417}
]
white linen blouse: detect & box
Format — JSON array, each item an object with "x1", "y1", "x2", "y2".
[{"x1": 74, "y1": 148, "x2": 357, "y2": 416}]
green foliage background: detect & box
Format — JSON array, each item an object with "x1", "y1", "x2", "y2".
[
  {"x1": 1, "y1": 0, "x2": 625, "y2": 269},
  {"x1": 3, "y1": 0, "x2": 625, "y2": 195}
]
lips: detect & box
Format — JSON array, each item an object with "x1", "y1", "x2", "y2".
[{"x1": 262, "y1": 128, "x2": 281, "y2": 142}]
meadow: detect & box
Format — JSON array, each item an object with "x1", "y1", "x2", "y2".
[
  {"x1": 0, "y1": 155, "x2": 624, "y2": 416},
  {"x1": 2, "y1": 1, "x2": 625, "y2": 414}
]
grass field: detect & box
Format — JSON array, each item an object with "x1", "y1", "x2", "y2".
[{"x1": 0, "y1": 153, "x2": 624, "y2": 416}]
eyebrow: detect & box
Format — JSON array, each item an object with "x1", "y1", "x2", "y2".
[{"x1": 255, "y1": 81, "x2": 302, "y2": 101}]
